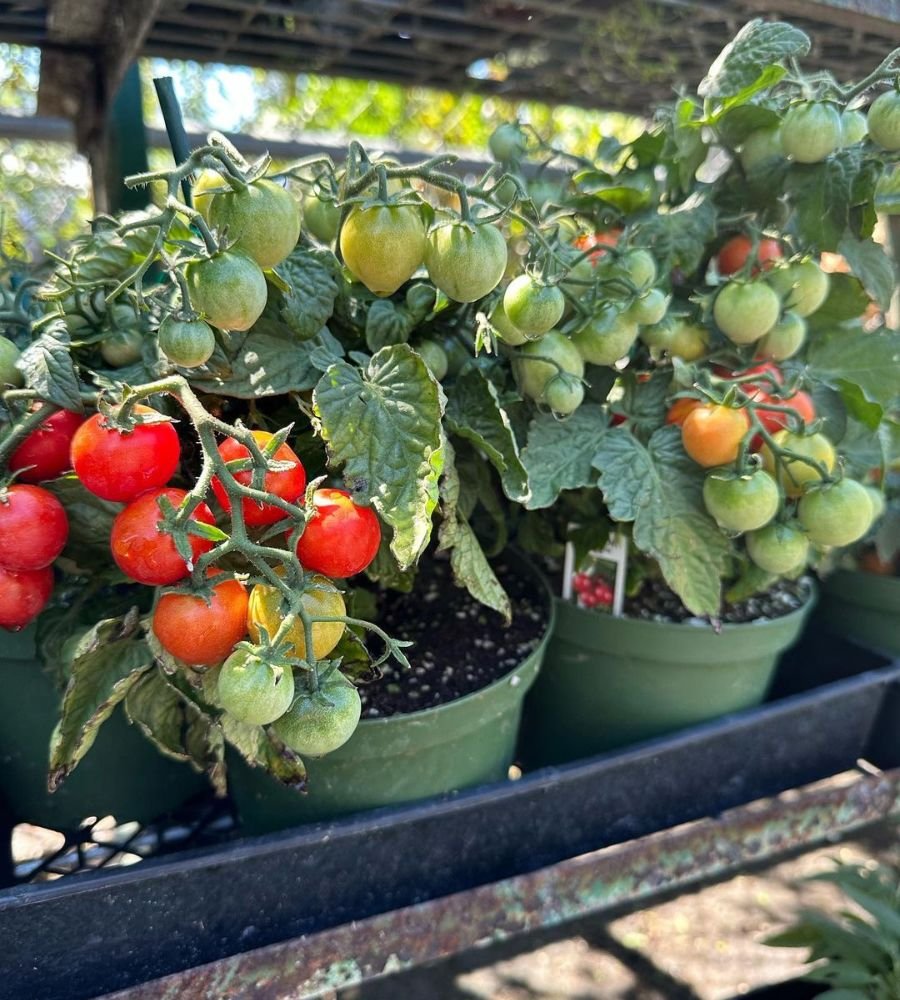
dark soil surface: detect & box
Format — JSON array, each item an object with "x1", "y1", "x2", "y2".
[
  {"x1": 358, "y1": 556, "x2": 549, "y2": 718},
  {"x1": 617, "y1": 575, "x2": 811, "y2": 626}
]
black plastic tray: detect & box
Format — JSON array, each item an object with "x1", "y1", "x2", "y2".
[{"x1": 2, "y1": 632, "x2": 898, "y2": 1000}]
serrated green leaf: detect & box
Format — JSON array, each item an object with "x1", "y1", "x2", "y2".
[
  {"x1": 593, "y1": 427, "x2": 732, "y2": 616},
  {"x1": 807, "y1": 328, "x2": 900, "y2": 407},
  {"x1": 620, "y1": 371, "x2": 670, "y2": 439},
  {"x1": 632, "y1": 193, "x2": 717, "y2": 276},
  {"x1": 189, "y1": 320, "x2": 344, "y2": 398},
  {"x1": 278, "y1": 247, "x2": 339, "y2": 340},
  {"x1": 715, "y1": 104, "x2": 782, "y2": 147},
  {"x1": 48, "y1": 614, "x2": 153, "y2": 790},
  {"x1": 125, "y1": 667, "x2": 225, "y2": 792},
  {"x1": 16, "y1": 322, "x2": 83, "y2": 411},
  {"x1": 808, "y1": 275, "x2": 871, "y2": 329},
  {"x1": 221, "y1": 714, "x2": 307, "y2": 791},
  {"x1": 699, "y1": 19, "x2": 810, "y2": 98},
  {"x1": 365, "y1": 299, "x2": 415, "y2": 352},
  {"x1": 314, "y1": 344, "x2": 444, "y2": 567},
  {"x1": 521, "y1": 404, "x2": 607, "y2": 510},
  {"x1": 875, "y1": 164, "x2": 900, "y2": 215},
  {"x1": 837, "y1": 380, "x2": 884, "y2": 431},
  {"x1": 448, "y1": 516, "x2": 511, "y2": 621},
  {"x1": 446, "y1": 367, "x2": 529, "y2": 504},
  {"x1": 787, "y1": 151, "x2": 861, "y2": 252},
  {"x1": 838, "y1": 236, "x2": 896, "y2": 311}
]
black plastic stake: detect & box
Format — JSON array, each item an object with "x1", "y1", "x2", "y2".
[{"x1": 153, "y1": 75, "x2": 193, "y2": 208}]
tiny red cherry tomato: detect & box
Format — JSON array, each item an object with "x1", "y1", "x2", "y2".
[
  {"x1": 0, "y1": 484, "x2": 68, "y2": 571},
  {"x1": 9, "y1": 409, "x2": 85, "y2": 483},
  {"x1": 0, "y1": 565, "x2": 54, "y2": 630},
  {"x1": 211, "y1": 431, "x2": 306, "y2": 527},
  {"x1": 294, "y1": 488, "x2": 381, "y2": 578}
]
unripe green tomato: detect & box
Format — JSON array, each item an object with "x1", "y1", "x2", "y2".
[
  {"x1": 542, "y1": 374, "x2": 585, "y2": 415},
  {"x1": 756, "y1": 311, "x2": 807, "y2": 361},
  {"x1": 570, "y1": 307, "x2": 639, "y2": 366},
  {"x1": 514, "y1": 331, "x2": 584, "y2": 401},
  {"x1": 209, "y1": 178, "x2": 301, "y2": 269},
  {"x1": 761, "y1": 430, "x2": 836, "y2": 498},
  {"x1": 667, "y1": 319, "x2": 709, "y2": 361},
  {"x1": 739, "y1": 126, "x2": 783, "y2": 171},
  {"x1": 217, "y1": 649, "x2": 295, "y2": 726},
  {"x1": 781, "y1": 102, "x2": 843, "y2": 163},
  {"x1": 615, "y1": 249, "x2": 657, "y2": 291},
  {"x1": 302, "y1": 194, "x2": 341, "y2": 244},
  {"x1": 767, "y1": 260, "x2": 830, "y2": 317},
  {"x1": 503, "y1": 275, "x2": 565, "y2": 337},
  {"x1": 415, "y1": 339, "x2": 449, "y2": 381},
  {"x1": 185, "y1": 250, "x2": 268, "y2": 331},
  {"x1": 840, "y1": 109, "x2": 868, "y2": 146},
  {"x1": 490, "y1": 298, "x2": 529, "y2": 346},
  {"x1": 626, "y1": 288, "x2": 669, "y2": 326},
  {"x1": 559, "y1": 250, "x2": 594, "y2": 303},
  {"x1": 100, "y1": 328, "x2": 144, "y2": 367},
  {"x1": 271, "y1": 673, "x2": 361, "y2": 756},
  {"x1": 489, "y1": 123, "x2": 527, "y2": 163},
  {"x1": 867, "y1": 91, "x2": 900, "y2": 151},
  {"x1": 192, "y1": 169, "x2": 227, "y2": 221},
  {"x1": 702, "y1": 469, "x2": 781, "y2": 534},
  {"x1": 424, "y1": 220, "x2": 508, "y2": 302},
  {"x1": 746, "y1": 522, "x2": 810, "y2": 574},
  {"x1": 0, "y1": 336, "x2": 23, "y2": 387},
  {"x1": 405, "y1": 283, "x2": 437, "y2": 317},
  {"x1": 441, "y1": 335, "x2": 472, "y2": 378},
  {"x1": 713, "y1": 281, "x2": 781, "y2": 344},
  {"x1": 798, "y1": 479, "x2": 874, "y2": 548},
  {"x1": 158, "y1": 316, "x2": 216, "y2": 368},
  {"x1": 339, "y1": 203, "x2": 427, "y2": 297}
]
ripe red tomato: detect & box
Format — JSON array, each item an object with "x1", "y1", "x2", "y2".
[
  {"x1": 0, "y1": 485, "x2": 68, "y2": 571},
  {"x1": 110, "y1": 488, "x2": 215, "y2": 586},
  {"x1": 9, "y1": 409, "x2": 84, "y2": 483},
  {"x1": 293, "y1": 488, "x2": 381, "y2": 578},
  {"x1": 753, "y1": 389, "x2": 816, "y2": 435},
  {"x1": 70, "y1": 405, "x2": 180, "y2": 502},
  {"x1": 0, "y1": 565, "x2": 54, "y2": 630},
  {"x1": 211, "y1": 430, "x2": 306, "y2": 527},
  {"x1": 152, "y1": 571, "x2": 248, "y2": 665},
  {"x1": 573, "y1": 229, "x2": 622, "y2": 265},
  {"x1": 717, "y1": 236, "x2": 782, "y2": 276}
]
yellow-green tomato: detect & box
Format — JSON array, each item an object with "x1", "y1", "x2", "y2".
[
  {"x1": 158, "y1": 316, "x2": 216, "y2": 369},
  {"x1": 702, "y1": 468, "x2": 781, "y2": 534},
  {"x1": 666, "y1": 318, "x2": 710, "y2": 361},
  {"x1": 739, "y1": 127, "x2": 783, "y2": 171},
  {"x1": 217, "y1": 648, "x2": 295, "y2": 726},
  {"x1": 302, "y1": 194, "x2": 341, "y2": 244},
  {"x1": 867, "y1": 91, "x2": 900, "y2": 151},
  {"x1": 626, "y1": 288, "x2": 669, "y2": 326},
  {"x1": 514, "y1": 331, "x2": 584, "y2": 402},
  {"x1": 746, "y1": 522, "x2": 810, "y2": 574},
  {"x1": 503, "y1": 275, "x2": 565, "y2": 337},
  {"x1": 840, "y1": 109, "x2": 868, "y2": 146},
  {"x1": 570, "y1": 307, "x2": 639, "y2": 366},
  {"x1": 767, "y1": 260, "x2": 830, "y2": 317},
  {"x1": 798, "y1": 479, "x2": 874, "y2": 547},
  {"x1": 713, "y1": 281, "x2": 781, "y2": 344},
  {"x1": 339, "y1": 204, "x2": 427, "y2": 297},
  {"x1": 781, "y1": 102, "x2": 843, "y2": 163},
  {"x1": 209, "y1": 178, "x2": 301, "y2": 269},
  {"x1": 0, "y1": 336, "x2": 23, "y2": 387},
  {"x1": 271, "y1": 672, "x2": 361, "y2": 756},
  {"x1": 185, "y1": 250, "x2": 268, "y2": 331},
  {"x1": 756, "y1": 311, "x2": 807, "y2": 361},
  {"x1": 760, "y1": 430, "x2": 836, "y2": 498},
  {"x1": 424, "y1": 220, "x2": 507, "y2": 302}
]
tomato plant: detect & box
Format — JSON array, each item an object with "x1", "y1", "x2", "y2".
[
  {"x1": 272, "y1": 672, "x2": 362, "y2": 756},
  {"x1": 9, "y1": 409, "x2": 84, "y2": 483},
  {"x1": 70, "y1": 405, "x2": 181, "y2": 502},
  {"x1": 0, "y1": 484, "x2": 68, "y2": 570},
  {"x1": 152, "y1": 572, "x2": 248, "y2": 666},
  {"x1": 211, "y1": 430, "x2": 306, "y2": 527},
  {"x1": 294, "y1": 488, "x2": 381, "y2": 578},
  {"x1": 682, "y1": 405, "x2": 751, "y2": 467},
  {"x1": 110, "y1": 488, "x2": 216, "y2": 586}
]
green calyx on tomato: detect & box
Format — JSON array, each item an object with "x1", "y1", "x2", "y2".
[
  {"x1": 424, "y1": 219, "x2": 508, "y2": 303},
  {"x1": 798, "y1": 478, "x2": 874, "y2": 547},
  {"x1": 867, "y1": 91, "x2": 900, "y2": 152},
  {"x1": 217, "y1": 647, "x2": 295, "y2": 726},
  {"x1": 713, "y1": 280, "x2": 781, "y2": 344},
  {"x1": 780, "y1": 102, "x2": 843, "y2": 163},
  {"x1": 100, "y1": 328, "x2": 144, "y2": 368},
  {"x1": 503, "y1": 275, "x2": 565, "y2": 337},
  {"x1": 702, "y1": 468, "x2": 780, "y2": 534},
  {"x1": 339, "y1": 203, "x2": 426, "y2": 297},
  {"x1": 767, "y1": 260, "x2": 830, "y2": 317},
  {"x1": 209, "y1": 178, "x2": 301, "y2": 269},
  {"x1": 271, "y1": 672, "x2": 362, "y2": 757},
  {"x1": 158, "y1": 316, "x2": 216, "y2": 369},
  {"x1": 185, "y1": 250, "x2": 268, "y2": 332},
  {"x1": 745, "y1": 522, "x2": 810, "y2": 575}
]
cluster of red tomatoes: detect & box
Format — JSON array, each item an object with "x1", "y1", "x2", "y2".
[
  {"x1": 0, "y1": 403, "x2": 382, "y2": 673},
  {"x1": 572, "y1": 571, "x2": 614, "y2": 610}
]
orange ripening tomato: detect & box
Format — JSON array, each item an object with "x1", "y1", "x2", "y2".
[
  {"x1": 152, "y1": 571, "x2": 249, "y2": 666},
  {"x1": 717, "y1": 235, "x2": 782, "y2": 276},
  {"x1": 666, "y1": 398, "x2": 703, "y2": 427},
  {"x1": 681, "y1": 404, "x2": 751, "y2": 467},
  {"x1": 573, "y1": 229, "x2": 622, "y2": 265}
]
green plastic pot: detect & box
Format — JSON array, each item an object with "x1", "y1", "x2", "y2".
[
  {"x1": 817, "y1": 570, "x2": 900, "y2": 657},
  {"x1": 521, "y1": 586, "x2": 816, "y2": 767},
  {"x1": 0, "y1": 627, "x2": 206, "y2": 830},
  {"x1": 230, "y1": 556, "x2": 555, "y2": 833}
]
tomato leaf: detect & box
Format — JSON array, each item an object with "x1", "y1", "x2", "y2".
[
  {"x1": 837, "y1": 236, "x2": 896, "y2": 311},
  {"x1": 786, "y1": 151, "x2": 861, "y2": 252},
  {"x1": 593, "y1": 427, "x2": 732, "y2": 616},
  {"x1": 521, "y1": 404, "x2": 607, "y2": 510},
  {"x1": 365, "y1": 299, "x2": 415, "y2": 352},
  {"x1": 221, "y1": 714, "x2": 307, "y2": 791},
  {"x1": 836, "y1": 380, "x2": 884, "y2": 432},
  {"x1": 313, "y1": 344, "x2": 444, "y2": 568},
  {"x1": 807, "y1": 275, "x2": 871, "y2": 328},
  {"x1": 125, "y1": 667, "x2": 225, "y2": 793},
  {"x1": 48, "y1": 613, "x2": 153, "y2": 791},
  {"x1": 364, "y1": 530, "x2": 416, "y2": 591},
  {"x1": 715, "y1": 105, "x2": 782, "y2": 148},
  {"x1": 44, "y1": 474, "x2": 122, "y2": 558},
  {"x1": 190, "y1": 319, "x2": 343, "y2": 398},
  {"x1": 448, "y1": 515, "x2": 511, "y2": 622},
  {"x1": 699, "y1": 19, "x2": 810, "y2": 98},
  {"x1": 445, "y1": 367, "x2": 529, "y2": 504},
  {"x1": 631, "y1": 193, "x2": 717, "y2": 276},
  {"x1": 277, "y1": 246, "x2": 339, "y2": 341},
  {"x1": 874, "y1": 164, "x2": 900, "y2": 215},
  {"x1": 807, "y1": 328, "x2": 900, "y2": 408},
  {"x1": 16, "y1": 320, "x2": 83, "y2": 412}
]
